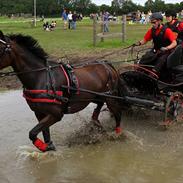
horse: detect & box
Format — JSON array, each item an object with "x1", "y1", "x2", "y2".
[{"x1": 0, "y1": 30, "x2": 123, "y2": 152}]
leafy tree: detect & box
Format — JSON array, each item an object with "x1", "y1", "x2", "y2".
[
  {"x1": 0, "y1": 0, "x2": 182, "y2": 17},
  {"x1": 153, "y1": 0, "x2": 165, "y2": 12}
]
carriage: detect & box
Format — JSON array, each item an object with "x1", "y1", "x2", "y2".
[
  {"x1": 0, "y1": 29, "x2": 183, "y2": 152},
  {"x1": 119, "y1": 45, "x2": 183, "y2": 128}
]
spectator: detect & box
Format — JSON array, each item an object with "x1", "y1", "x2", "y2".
[
  {"x1": 62, "y1": 9, "x2": 68, "y2": 30},
  {"x1": 43, "y1": 22, "x2": 50, "y2": 31},
  {"x1": 68, "y1": 11, "x2": 72, "y2": 29},
  {"x1": 140, "y1": 12, "x2": 146, "y2": 24},
  {"x1": 72, "y1": 11, "x2": 77, "y2": 30},
  {"x1": 180, "y1": 10, "x2": 183, "y2": 21},
  {"x1": 50, "y1": 21, "x2": 57, "y2": 30},
  {"x1": 103, "y1": 12, "x2": 109, "y2": 32},
  {"x1": 41, "y1": 15, "x2": 44, "y2": 22},
  {"x1": 78, "y1": 13, "x2": 83, "y2": 21}
]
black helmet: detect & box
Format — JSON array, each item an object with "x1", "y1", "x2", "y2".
[
  {"x1": 165, "y1": 10, "x2": 177, "y2": 18},
  {"x1": 150, "y1": 12, "x2": 163, "y2": 21}
]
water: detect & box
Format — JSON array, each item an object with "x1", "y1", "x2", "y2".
[{"x1": 0, "y1": 90, "x2": 183, "y2": 183}]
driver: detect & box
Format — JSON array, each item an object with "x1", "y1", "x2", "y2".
[{"x1": 135, "y1": 12, "x2": 177, "y2": 75}]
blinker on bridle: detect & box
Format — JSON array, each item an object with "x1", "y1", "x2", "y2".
[{"x1": 0, "y1": 38, "x2": 11, "y2": 52}]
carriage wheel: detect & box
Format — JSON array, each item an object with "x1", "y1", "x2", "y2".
[{"x1": 163, "y1": 92, "x2": 183, "y2": 129}]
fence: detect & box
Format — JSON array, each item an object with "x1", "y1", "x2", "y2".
[{"x1": 93, "y1": 15, "x2": 126, "y2": 46}]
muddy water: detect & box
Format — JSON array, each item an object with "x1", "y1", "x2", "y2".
[{"x1": 1, "y1": 90, "x2": 183, "y2": 183}]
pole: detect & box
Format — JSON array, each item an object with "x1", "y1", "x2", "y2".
[
  {"x1": 93, "y1": 15, "x2": 97, "y2": 47},
  {"x1": 122, "y1": 14, "x2": 126, "y2": 42},
  {"x1": 34, "y1": 0, "x2": 36, "y2": 27}
]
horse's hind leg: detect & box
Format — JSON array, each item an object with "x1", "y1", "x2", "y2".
[
  {"x1": 29, "y1": 113, "x2": 62, "y2": 152},
  {"x1": 91, "y1": 102, "x2": 104, "y2": 127},
  {"x1": 106, "y1": 100, "x2": 122, "y2": 134}
]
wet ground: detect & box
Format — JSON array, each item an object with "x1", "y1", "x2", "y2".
[{"x1": 1, "y1": 90, "x2": 183, "y2": 183}]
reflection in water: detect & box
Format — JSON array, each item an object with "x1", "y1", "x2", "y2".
[{"x1": 1, "y1": 90, "x2": 183, "y2": 183}]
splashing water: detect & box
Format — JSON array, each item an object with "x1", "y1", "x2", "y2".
[{"x1": 16, "y1": 145, "x2": 59, "y2": 161}]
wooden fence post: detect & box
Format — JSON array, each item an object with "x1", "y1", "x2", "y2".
[
  {"x1": 93, "y1": 15, "x2": 97, "y2": 47},
  {"x1": 100, "y1": 21, "x2": 104, "y2": 42},
  {"x1": 122, "y1": 15, "x2": 126, "y2": 42}
]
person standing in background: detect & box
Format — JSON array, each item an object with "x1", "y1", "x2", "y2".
[
  {"x1": 103, "y1": 11, "x2": 109, "y2": 32},
  {"x1": 72, "y1": 11, "x2": 77, "y2": 30},
  {"x1": 62, "y1": 9, "x2": 68, "y2": 30},
  {"x1": 68, "y1": 11, "x2": 72, "y2": 29}
]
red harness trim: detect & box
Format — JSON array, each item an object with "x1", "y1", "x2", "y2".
[
  {"x1": 23, "y1": 65, "x2": 79, "y2": 104},
  {"x1": 25, "y1": 89, "x2": 63, "y2": 96},
  {"x1": 23, "y1": 95, "x2": 62, "y2": 104},
  {"x1": 23, "y1": 89, "x2": 63, "y2": 104},
  {"x1": 130, "y1": 64, "x2": 159, "y2": 79},
  {"x1": 60, "y1": 65, "x2": 70, "y2": 93}
]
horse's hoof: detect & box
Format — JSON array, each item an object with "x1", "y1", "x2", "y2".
[
  {"x1": 92, "y1": 119, "x2": 106, "y2": 133},
  {"x1": 107, "y1": 131, "x2": 126, "y2": 141},
  {"x1": 158, "y1": 120, "x2": 172, "y2": 131},
  {"x1": 92, "y1": 119, "x2": 102, "y2": 127},
  {"x1": 46, "y1": 141, "x2": 56, "y2": 151}
]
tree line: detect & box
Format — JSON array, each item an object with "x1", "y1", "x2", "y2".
[{"x1": 0, "y1": 0, "x2": 182, "y2": 17}]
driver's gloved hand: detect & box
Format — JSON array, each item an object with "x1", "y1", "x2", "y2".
[
  {"x1": 160, "y1": 47, "x2": 168, "y2": 52},
  {"x1": 132, "y1": 41, "x2": 141, "y2": 47}
]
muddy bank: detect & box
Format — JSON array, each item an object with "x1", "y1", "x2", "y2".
[{"x1": 0, "y1": 76, "x2": 21, "y2": 90}]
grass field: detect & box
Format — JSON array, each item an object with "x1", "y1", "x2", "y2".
[{"x1": 0, "y1": 16, "x2": 150, "y2": 59}]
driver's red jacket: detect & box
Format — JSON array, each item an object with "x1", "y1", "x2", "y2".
[{"x1": 144, "y1": 24, "x2": 176, "y2": 43}]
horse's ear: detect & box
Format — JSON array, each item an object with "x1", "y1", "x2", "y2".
[{"x1": 0, "y1": 30, "x2": 5, "y2": 40}]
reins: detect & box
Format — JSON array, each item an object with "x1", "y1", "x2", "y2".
[{"x1": 0, "y1": 64, "x2": 61, "y2": 77}]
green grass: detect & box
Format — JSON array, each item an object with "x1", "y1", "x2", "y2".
[{"x1": 0, "y1": 17, "x2": 149, "y2": 57}]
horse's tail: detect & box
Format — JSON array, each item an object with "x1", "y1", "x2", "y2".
[
  {"x1": 118, "y1": 72, "x2": 129, "y2": 97},
  {"x1": 105, "y1": 62, "x2": 128, "y2": 97}
]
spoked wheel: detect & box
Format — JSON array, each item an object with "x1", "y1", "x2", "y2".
[{"x1": 162, "y1": 92, "x2": 183, "y2": 129}]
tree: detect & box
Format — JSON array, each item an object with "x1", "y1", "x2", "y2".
[
  {"x1": 87, "y1": 3, "x2": 99, "y2": 15},
  {"x1": 144, "y1": 0, "x2": 154, "y2": 13},
  {"x1": 153, "y1": 0, "x2": 165, "y2": 12},
  {"x1": 121, "y1": 1, "x2": 138, "y2": 14}
]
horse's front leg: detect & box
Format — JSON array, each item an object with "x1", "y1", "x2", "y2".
[
  {"x1": 35, "y1": 112, "x2": 54, "y2": 149},
  {"x1": 29, "y1": 114, "x2": 63, "y2": 152}
]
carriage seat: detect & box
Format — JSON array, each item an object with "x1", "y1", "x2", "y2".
[
  {"x1": 171, "y1": 65, "x2": 183, "y2": 73},
  {"x1": 167, "y1": 45, "x2": 183, "y2": 69}
]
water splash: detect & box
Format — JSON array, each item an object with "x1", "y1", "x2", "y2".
[{"x1": 16, "y1": 145, "x2": 60, "y2": 162}]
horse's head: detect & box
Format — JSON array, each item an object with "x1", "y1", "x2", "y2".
[{"x1": 0, "y1": 30, "x2": 13, "y2": 69}]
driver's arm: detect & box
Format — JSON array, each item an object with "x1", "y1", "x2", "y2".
[
  {"x1": 166, "y1": 40, "x2": 177, "y2": 50},
  {"x1": 139, "y1": 39, "x2": 148, "y2": 45}
]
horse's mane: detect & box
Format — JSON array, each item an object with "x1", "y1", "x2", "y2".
[{"x1": 8, "y1": 34, "x2": 48, "y2": 60}]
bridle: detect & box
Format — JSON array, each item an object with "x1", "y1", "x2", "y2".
[
  {"x1": 0, "y1": 38, "x2": 11, "y2": 56},
  {"x1": 0, "y1": 38, "x2": 62, "y2": 77}
]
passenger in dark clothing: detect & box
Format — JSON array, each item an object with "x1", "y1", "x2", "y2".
[{"x1": 165, "y1": 10, "x2": 183, "y2": 44}]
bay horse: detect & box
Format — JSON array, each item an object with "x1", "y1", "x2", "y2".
[{"x1": 0, "y1": 30, "x2": 123, "y2": 152}]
